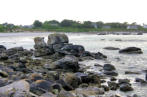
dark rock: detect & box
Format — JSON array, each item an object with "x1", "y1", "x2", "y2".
[
  {"x1": 93, "y1": 52, "x2": 107, "y2": 59},
  {"x1": 120, "y1": 83, "x2": 133, "y2": 92},
  {"x1": 34, "y1": 37, "x2": 54, "y2": 57},
  {"x1": 107, "y1": 81, "x2": 119, "y2": 90},
  {"x1": 0, "y1": 78, "x2": 8, "y2": 87},
  {"x1": 56, "y1": 79, "x2": 73, "y2": 91},
  {"x1": 52, "y1": 43, "x2": 66, "y2": 52},
  {"x1": 103, "y1": 64, "x2": 116, "y2": 71},
  {"x1": 119, "y1": 47, "x2": 143, "y2": 54},
  {"x1": 80, "y1": 51, "x2": 93, "y2": 57},
  {"x1": 125, "y1": 71, "x2": 140, "y2": 74},
  {"x1": 118, "y1": 79, "x2": 130, "y2": 85},
  {"x1": 30, "y1": 73, "x2": 43, "y2": 81},
  {"x1": 0, "y1": 53, "x2": 8, "y2": 60},
  {"x1": 58, "y1": 44, "x2": 85, "y2": 57},
  {"x1": 30, "y1": 80, "x2": 53, "y2": 95},
  {"x1": 63, "y1": 73, "x2": 80, "y2": 89},
  {"x1": 75, "y1": 72, "x2": 88, "y2": 83},
  {"x1": 103, "y1": 46, "x2": 120, "y2": 50},
  {"x1": 0, "y1": 45, "x2": 6, "y2": 53},
  {"x1": 47, "y1": 33, "x2": 69, "y2": 45},
  {"x1": 0, "y1": 70, "x2": 8, "y2": 78},
  {"x1": 52, "y1": 55, "x2": 79, "y2": 72},
  {"x1": 110, "y1": 77, "x2": 117, "y2": 81},
  {"x1": 51, "y1": 83, "x2": 62, "y2": 92},
  {"x1": 135, "y1": 78, "x2": 146, "y2": 83},
  {"x1": 34, "y1": 37, "x2": 47, "y2": 49},
  {"x1": 103, "y1": 70, "x2": 118, "y2": 76},
  {"x1": 34, "y1": 47, "x2": 54, "y2": 57},
  {"x1": 101, "y1": 85, "x2": 110, "y2": 91}
]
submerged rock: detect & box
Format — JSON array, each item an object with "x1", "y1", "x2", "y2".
[
  {"x1": 103, "y1": 64, "x2": 116, "y2": 71},
  {"x1": 125, "y1": 71, "x2": 140, "y2": 74},
  {"x1": 103, "y1": 46, "x2": 120, "y2": 50},
  {"x1": 94, "y1": 52, "x2": 107, "y2": 59},
  {"x1": 47, "y1": 33, "x2": 69, "y2": 45},
  {"x1": 119, "y1": 47, "x2": 143, "y2": 54}
]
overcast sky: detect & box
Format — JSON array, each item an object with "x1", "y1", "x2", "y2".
[{"x1": 0, "y1": 0, "x2": 147, "y2": 25}]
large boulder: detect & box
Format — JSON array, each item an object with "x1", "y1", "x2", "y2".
[
  {"x1": 0, "y1": 80, "x2": 30, "y2": 97},
  {"x1": 63, "y1": 73, "x2": 81, "y2": 89},
  {"x1": 47, "y1": 34, "x2": 69, "y2": 45},
  {"x1": 58, "y1": 44, "x2": 85, "y2": 56},
  {"x1": 0, "y1": 45, "x2": 6, "y2": 53},
  {"x1": 51, "y1": 55, "x2": 79, "y2": 72},
  {"x1": 34, "y1": 37, "x2": 54, "y2": 57},
  {"x1": 34, "y1": 37, "x2": 47, "y2": 49},
  {"x1": 30, "y1": 80, "x2": 53, "y2": 95},
  {"x1": 119, "y1": 47, "x2": 143, "y2": 54}
]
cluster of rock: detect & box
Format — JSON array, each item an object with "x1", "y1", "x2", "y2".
[
  {"x1": 0, "y1": 33, "x2": 145, "y2": 97},
  {"x1": 103, "y1": 46, "x2": 143, "y2": 54}
]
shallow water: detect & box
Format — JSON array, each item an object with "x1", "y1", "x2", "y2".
[{"x1": 0, "y1": 32, "x2": 147, "y2": 97}]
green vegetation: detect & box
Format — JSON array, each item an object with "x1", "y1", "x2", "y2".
[{"x1": 1, "y1": 19, "x2": 147, "y2": 32}]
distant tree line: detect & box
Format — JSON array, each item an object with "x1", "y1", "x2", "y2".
[
  {"x1": 0, "y1": 19, "x2": 146, "y2": 32},
  {"x1": 32, "y1": 19, "x2": 142, "y2": 30}
]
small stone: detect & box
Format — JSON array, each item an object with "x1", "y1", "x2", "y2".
[
  {"x1": 120, "y1": 83, "x2": 133, "y2": 92},
  {"x1": 103, "y1": 64, "x2": 116, "y2": 71},
  {"x1": 30, "y1": 73, "x2": 43, "y2": 81},
  {"x1": 110, "y1": 77, "x2": 117, "y2": 81},
  {"x1": 107, "y1": 81, "x2": 119, "y2": 90},
  {"x1": 0, "y1": 70, "x2": 8, "y2": 78},
  {"x1": 118, "y1": 79, "x2": 130, "y2": 85},
  {"x1": 101, "y1": 85, "x2": 110, "y2": 91}
]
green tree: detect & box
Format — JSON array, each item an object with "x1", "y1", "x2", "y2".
[
  {"x1": 33, "y1": 20, "x2": 42, "y2": 28},
  {"x1": 0, "y1": 24, "x2": 4, "y2": 32},
  {"x1": 82, "y1": 21, "x2": 93, "y2": 28},
  {"x1": 60, "y1": 19, "x2": 74, "y2": 27}
]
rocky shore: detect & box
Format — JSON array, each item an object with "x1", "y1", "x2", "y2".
[{"x1": 0, "y1": 33, "x2": 146, "y2": 97}]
